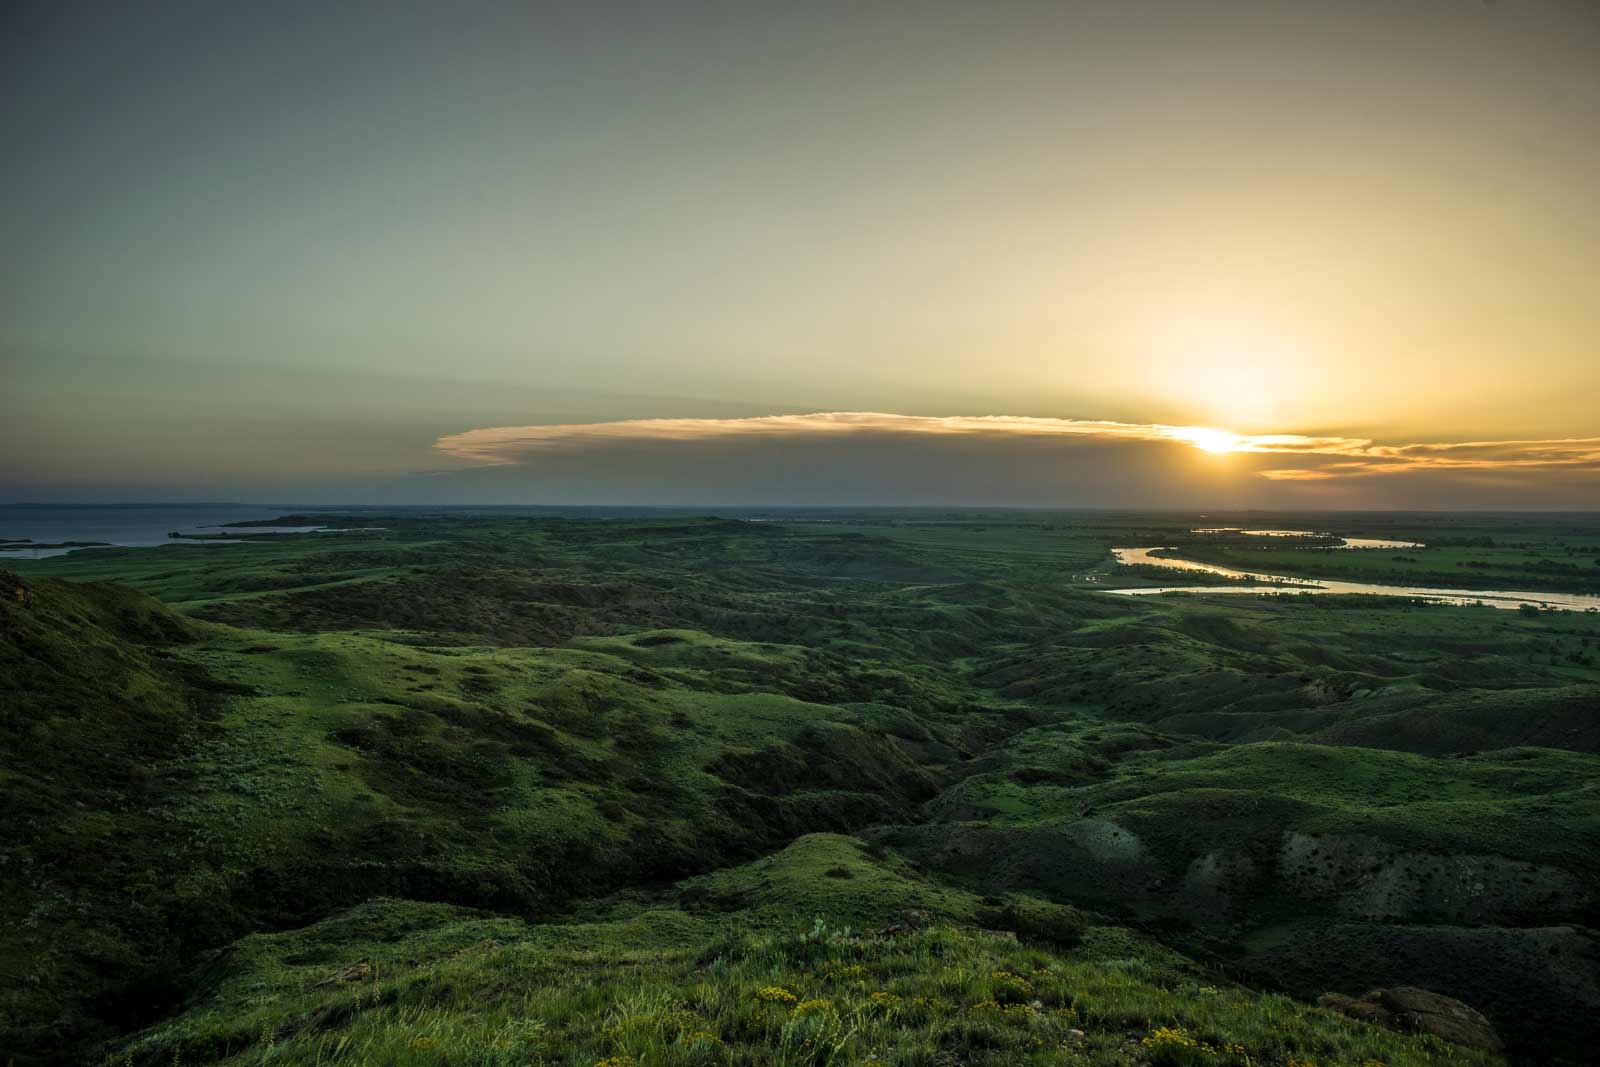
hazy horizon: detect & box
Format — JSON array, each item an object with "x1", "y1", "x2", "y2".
[{"x1": 5, "y1": 1, "x2": 1597, "y2": 507}]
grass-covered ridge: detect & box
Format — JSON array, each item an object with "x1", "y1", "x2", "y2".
[
  {"x1": 118, "y1": 893, "x2": 1495, "y2": 1067},
  {"x1": 5, "y1": 510, "x2": 1599, "y2": 1065}
]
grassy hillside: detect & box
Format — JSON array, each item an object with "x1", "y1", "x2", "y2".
[
  {"x1": 1, "y1": 573, "x2": 235, "y2": 1051},
  {"x1": 5, "y1": 511, "x2": 1599, "y2": 1065},
  {"x1": 115, "y1": 871, "x2": 1496, "y2": 1067}
]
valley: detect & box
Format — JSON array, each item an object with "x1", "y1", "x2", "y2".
[{"x1": 3, "y1": 510, "x2": 1597, "y2": 1066}]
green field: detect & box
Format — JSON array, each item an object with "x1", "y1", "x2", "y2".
[{"x1": 4, "y1": 511, "x2": 1598, "y2": 1066}]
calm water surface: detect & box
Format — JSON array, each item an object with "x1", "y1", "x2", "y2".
[
  {"x1": 0, "y1": 504, "x2": 328, "y2": 558},
  {"x1": 1190, "y1": 528, "x2": 1424, "y2": 549},
  {"x1": 1110, "y1": 547, "x2": 1599, "y2": 612}
]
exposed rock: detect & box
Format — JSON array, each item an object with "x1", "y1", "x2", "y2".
[
  {"x1": 1319, "y1": 986, "x2": 1503, "y2": 1052},
  {"x1": 316, "y1": 960, "x2": 372, "y2": 986},
  {"x1": 1280, "y1": 831, "x2": 1588, "y2": 924}
]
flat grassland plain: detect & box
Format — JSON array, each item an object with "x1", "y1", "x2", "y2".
[{"x1": 3, "y1": 511, "x2": 1598, "y2": 1067}]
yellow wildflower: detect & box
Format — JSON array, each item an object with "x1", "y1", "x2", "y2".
[
  {"x1": 989, "y1": 970, "x2": 1034, "y2": 1001},
  {"x1": 1142, "y1": 1026, "x2": 1201, "y2": 1050},
  {"x1": 662, "y1": 1009, "x2": 707, "y2": 1035},
  {"x1": 754, "y1": 986, "x2": 798, "y2": 1005}
]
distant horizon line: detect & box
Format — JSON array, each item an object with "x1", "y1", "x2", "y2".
[{"x1": 7, "y1": 501, "x2": 1600, "y2": 515}]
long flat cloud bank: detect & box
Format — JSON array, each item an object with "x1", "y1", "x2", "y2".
[
  {"x1": 434, "y1": 413, "x2": 1600, "y2": 482},
  {"x1": 380, "y1": 412, "x2": 1600, "y2": 508},
  {"x1": 435, "y1": 413, "x2": 1279, "y2": 465}
]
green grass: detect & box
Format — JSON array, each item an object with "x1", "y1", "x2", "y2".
[
  {"x1": 112, "y1": 902, "x2": 1493, "y2": 1067},
  {"x1": 7, "y1": 511, "x2": 1600, "y2": 1065}
]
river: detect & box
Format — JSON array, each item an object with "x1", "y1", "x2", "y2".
[
  {"x1": 1189, "y1": 527, "x2": 1423, "y2": 549},
  {"x1": 1109, "y1": 545, "x2": 1600, "y2": 612}
]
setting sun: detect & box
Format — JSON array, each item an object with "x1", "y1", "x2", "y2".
[{"x1": 1173, "y1": 427, "x2": 1244, "y2": 454}]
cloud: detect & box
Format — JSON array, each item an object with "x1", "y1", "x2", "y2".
[
  {"x1": 433, "y1": 412, "x2": 1600, "y2": 484},
  {"x1": 1253, "y1": 437, "x2": 1600, "y2": 480},
  {"x1": 432, "y1": 412, "x2": 1366, "y2": 467}
]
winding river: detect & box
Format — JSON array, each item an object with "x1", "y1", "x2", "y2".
[
  {"x1": 1190, "y1": 527, "x2": 1423, "y2": 550},
  {"x1": 1109, "y1": 541, "x2": 1600, "y2": 613}
]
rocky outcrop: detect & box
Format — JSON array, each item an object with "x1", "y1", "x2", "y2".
[
  {"x1": 1318, "y1": 986, "x2": 1504, "y2": 1052},
  {"x1": 1280, "y1": 831, "x2": 1588, "y2": 924}
]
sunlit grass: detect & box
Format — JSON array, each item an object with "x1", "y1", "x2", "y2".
[{"x1": 112, "y1": 921, "x2": 1493, "y2": 1067}]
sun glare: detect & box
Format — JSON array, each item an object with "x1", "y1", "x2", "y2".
[{"x1": 1175, "y1": 427, "x2": 1243, "y2": 454}]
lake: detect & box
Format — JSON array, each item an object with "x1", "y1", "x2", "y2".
[{"x1": 0, "y1": 503, "x2": 323, "y2": 559}]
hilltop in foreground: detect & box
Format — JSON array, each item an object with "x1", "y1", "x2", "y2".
[{"x1": 3, "y1": 510, "x2": 1597, "y2": 1066}]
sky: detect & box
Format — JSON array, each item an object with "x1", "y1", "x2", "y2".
[{"x1": 2, "y1": 0, "x2": 1597, "y2": 507}]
